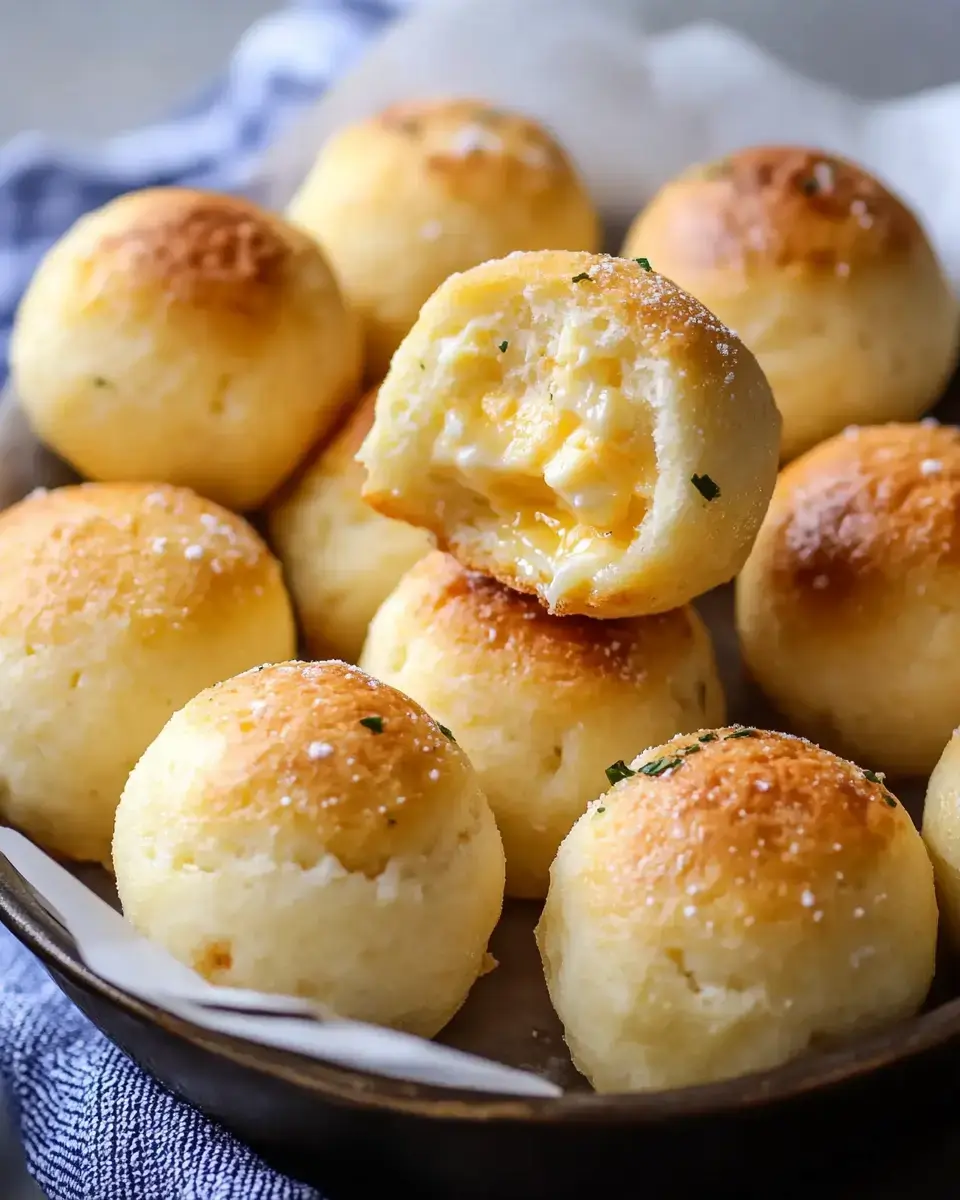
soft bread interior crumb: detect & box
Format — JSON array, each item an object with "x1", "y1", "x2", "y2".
[
  {"x1": 362, "y1": 250, "x2": 781, "y2": 618},
  {"x1": 401, "y1": 286, "x2": 659, "y2": 609}
]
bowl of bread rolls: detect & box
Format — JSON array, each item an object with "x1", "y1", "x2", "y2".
[{"x1": 2, "y1": 100, "x2": 960, "y2": 1200}]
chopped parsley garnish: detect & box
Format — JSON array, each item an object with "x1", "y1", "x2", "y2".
[
  {"x1": 419, "y1": 361, "x2": 425, "y2": 370},
  {"x1": 699, "y1": 732, "x2": 718, "y2": 743},
  {"x1": 359, "y1": 716, "x2": 384, "y2": 734},
  {"x1": 93, "y1": 376, "x2": 111, "y2": 387},
  {"x1": 725, "y1": 728, "x2": 758, "y2": 739},
  {"x1": 639, "y1": 756, "x2": 683, "y2": 777},
  {"x1": 571, "y1": 272, "x2": 591, "y2": 283},
  {"x1": 861, "y1": 767, "x2": 896, "y2": 806},
  {"x1": 437, "y1": 723, "x2": 456, "y2": 742},
  {"x1": 691, "y1": 474, "x2": 721, "y2": 502},
  {"x1": 595, "y1": 806, "x2": 606, "y2": 814},
  {"x1": 633, "y1": 257, "x2": 652, "y2": 270},
  {"x1": 498, "y1": 340, "x2": 509, "y2": 352},
  {"x1": 605, "y1": 760, "x2": 636, "y2": 786},
  {"x1": 682, "y1": 743, "x2": 701, "y2": 756}
]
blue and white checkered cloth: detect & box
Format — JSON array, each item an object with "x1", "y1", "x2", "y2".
[{"x1": 0, "y1": 4, "x2": 401, "y2": 1197}]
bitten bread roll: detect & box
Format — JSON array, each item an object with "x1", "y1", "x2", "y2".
[
  {"x1": 113, "y1": 660, "x2": 505, "y2": 1036},
  {"x1": 358, "y1": 251, "x2": 780, "y2": 618},
  {"x1": 360, "y1": 551, "x2": 725, "y2": 898},
  {"x1": 287, "y1": 99, "x2": 600, "y2": 379},
  {"x1": 11, "y1": 188, "x2": 362, "y2": 511},
  {"x1": 0, "y1": 483, "x2": 295, "y2": 863},
  {"x1": 922, "y1": 731, "x2": 960, "y2": 947},
  {"x1": 537, "y1": 728, "x2": 937, "y2": 1093},
  {"x1": 268, "y1": 388, "x2": 434, "y2": 662},
  {"x1": 623, "y1": 147, "x2": 958, "y2": 461},
  {"x1": 737, "y1": 422, "x2": 960, "y2": 775}
]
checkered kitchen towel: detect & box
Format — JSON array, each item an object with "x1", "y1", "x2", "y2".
[{"x1": 0, "y1": 4, "x2": 400, "y2": 1197}]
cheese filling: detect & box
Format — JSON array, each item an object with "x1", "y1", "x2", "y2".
[{"x1": 425, "y1": 299, "x2": 659, "y2": 606}]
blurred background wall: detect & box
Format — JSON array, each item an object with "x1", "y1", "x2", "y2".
[{"x1": 1, "y1": 0, "x2": 959, "y2": 142}]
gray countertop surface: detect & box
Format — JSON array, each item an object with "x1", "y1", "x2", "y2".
[
  {"x1": 0, "y1": 0, "x2": 273, "y2": 141},
  {"x1": 2, "y1": 0, "x2": 960, "y2": 147}
]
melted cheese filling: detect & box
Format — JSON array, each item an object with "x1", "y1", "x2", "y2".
[{"x1": 426, "y1": 299, "x2": 658, "y2": 606}]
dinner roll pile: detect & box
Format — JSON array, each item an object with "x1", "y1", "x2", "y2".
[
  {"x1": 361, "y1": 551, "x2": 725, "y2": 897},
  {"x1": 0, "y1": 483, "x2": 294, "y2": 863},
  {"x1": 624, "y1": 147, "x2": 958, "y2": 460},
  {"x1": 5, "y1": 115, "x2": 957, "y2": 1096},
  {"x1": 113, "y1": 661, "x2": 504, "y2": 1035},
  {"x1": 737, "y1": 422, "x2": 960, "y2": 776},
  {"x1": 537, "y1": 729, "x2": 937, "y2": 1092},
  {"x1": 288, "y1": 99, "x2": 600, "y2": 378}
]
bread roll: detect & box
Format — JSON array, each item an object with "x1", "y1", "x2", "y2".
[
  {"x1": 623, "y1": 147, "x2": 958, "y2": 461},
  {"x1": 268, "y1": 388, "x2": 434, "y2": 662},
  {"x1": 360, "y1": 551, "x2": 725, "y2": 897},
  {"x1": 0, "y1": 483, "x2": 295, "y2": 863},
  {"x1": 287, "y1": 99, "x2": 600, "y2": 379},
  {"x1": 537, "y1": 728, "x2": 937, "y2": 1092},
  {"x1": 11, "y1": 188, "x2": 362, "y2": 510},
  {"x1": 922, "y1": 730, "x2": 960, "y2": 947},
  {"x1": 358, "y1": 251, "x2": 780, "y2": 618},
  {"x1": 113, "y1": 660, "x2": 505, "y2": 1036},
  {"x1": 737, "y1": 421, "x2": 960, "y2": 775}
]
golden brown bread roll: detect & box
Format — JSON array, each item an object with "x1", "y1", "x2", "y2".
[
  {"x1": 736, "y1": 421, "x2": 960, "y2": 775},
  {"x1": 11, "y1": 188, "x2": 362, "y2": 510},
  {"x1": 113, "y1": 660, "x2": 505, "y2": 1036},
  {"x1": 537, "y1": 728, "x2": 937, "y2": 1092},
  {"x1": 623, "y1": 147, "x2": 958, "y2": 460},
  {"x1": 0, "y1": 482, "x2": 295, "y2": 862},
  {"x1": 267, "y1": 388, "x2": 434, "y2": 662},
  {"x1": 287, "y1": 98, "x2": 600, "y2": 379},
  {"x1": 360, "y1": 551, "x2": 725, "y2": 897},
  {"x1": 358, "y1": 250, "x2": 780, "y2": 618},
  {"x1": 922, "y1": 729, "x2": 960, "y2": 947}
]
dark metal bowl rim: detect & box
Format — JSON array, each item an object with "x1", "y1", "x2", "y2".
[{"x1": 1, "y1": 850, "x2": 957, "y2": 1124}]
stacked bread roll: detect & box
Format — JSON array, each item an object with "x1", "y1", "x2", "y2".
[
  {"x1": 357, "y1": 248, "x2": 779, "y2": 900},
  {"x1": 2, "y1": 102, "x2": 955, "y2": 1093}
]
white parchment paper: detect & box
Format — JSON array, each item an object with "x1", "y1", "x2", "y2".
[{"x1": 0, "y1": 830, "x2": 560, "y2": 1097}]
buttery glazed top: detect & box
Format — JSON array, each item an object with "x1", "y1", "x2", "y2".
[
  {"x1": 631, "y1": 146, "x2": 925, "y2": 276},
  {"x1": 127, "y1": 660, "x2": 479, "y2": 878},
  {"x1": 388, "y1": 550, "x2": 705, "y2": 690},
  {"x1": 0, "y1": 482, "x2": 282, "y2": 645},
  {"x1": 761, "y1": 422, "x2": 960, "y2": 607},
  {"x1": 589, "y1": 728, "x2": 906, "y2": 923}
]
